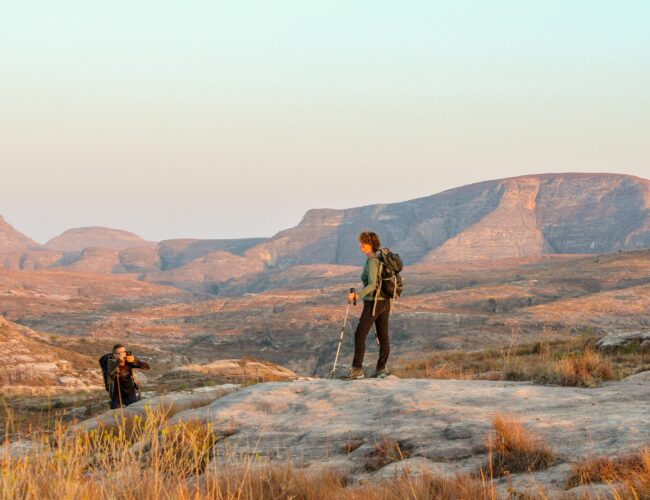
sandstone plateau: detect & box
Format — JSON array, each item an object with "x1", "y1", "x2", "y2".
[{"x1": 1, "y1": 174, "x2": 648, "y2": 288}]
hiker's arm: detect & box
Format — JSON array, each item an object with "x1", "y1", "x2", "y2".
[
  {"x1": 358, "y1": 258, "x2": 380, "y2": 299},
  {"x1": 132, "y1": 359, "x2": 150, "y2": 370}
]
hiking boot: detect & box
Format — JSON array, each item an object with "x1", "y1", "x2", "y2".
[
  {"x1": 372, "y1": 368, "x2": 389, "y2": 379},
  {"x1": 342, "y1": 367, "x2": 365, "y2": 380}
]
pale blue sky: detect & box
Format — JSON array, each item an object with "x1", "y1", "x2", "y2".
[{"x1": 1, "y1": 1, "x2": 649, "y2": 243}]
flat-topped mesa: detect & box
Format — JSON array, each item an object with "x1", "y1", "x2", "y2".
[
  {"x1": 44, "y1": 226, "x2": 155, "y2": 253},
  {"x1": 241, "y1": 172, "x2": 650, "y2": 266}
]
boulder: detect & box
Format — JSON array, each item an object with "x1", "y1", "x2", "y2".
[{"x1": 596, "y1": 331, "x2": 650, "y2": 352}]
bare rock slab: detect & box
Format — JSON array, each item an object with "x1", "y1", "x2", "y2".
[{"x1": 167, "y1": 377, "x2": 650, "y2": 481}]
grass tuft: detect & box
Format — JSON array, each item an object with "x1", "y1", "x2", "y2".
[
  {"x1": 481, "y1": 413, "x2": 556, "y2": 477},
  {"x1": 566, "y1": 447, "x2": 650, "y2": 497},
  {"x1": 394, "y1": 335, "x2": 636, "y2": 388}
]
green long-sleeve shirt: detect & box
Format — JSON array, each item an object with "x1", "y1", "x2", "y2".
[{"x1": 358, "y1": 256, "x2": 384, "y2": 301}]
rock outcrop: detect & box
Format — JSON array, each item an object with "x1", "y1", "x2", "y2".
[
  {"x1": 73, "y1": 377, "x2": 650, "y2": 495},
  {"x1": 0, "y1": 316, "x2": 102, "y2": 395},
  {"x1": 596, "y1": 331, "x2": 650, "y2": 352},
  {"x1": 167, "y1": 378, "x2": 650, "y2": 474}
]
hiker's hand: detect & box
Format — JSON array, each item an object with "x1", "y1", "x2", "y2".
[
  {"x1": 348, "y1": 291, "x2": 357, "y2": 303},
  {"x1": 126, "y1": 355, "x2": 135, "y2": 363}
]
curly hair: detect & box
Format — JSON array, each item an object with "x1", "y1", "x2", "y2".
[{"x1": 358, "y1": 231, "x2": 381, "y2": 252}]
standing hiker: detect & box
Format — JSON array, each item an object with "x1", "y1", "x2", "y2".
[
  {"x1": 344, "y1": 231, "x2": 391, "y2": 380},
  {"x1": 99, "y1": 344, "x2": 150, "y2": 409}
]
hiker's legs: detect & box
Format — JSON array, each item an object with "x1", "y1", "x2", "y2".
[
  {"x1": 374, "y1": 301, "x2": 390, "y2": 370},
  {"x1": 124, "y1": 392, "x2": 138, "y2": 406},
  {"x1": 110, "y1": 391, "x2": 138, "y2": 409},
  {"x1": 352, "y1": 301, "x2": 375, "y2": 368}
]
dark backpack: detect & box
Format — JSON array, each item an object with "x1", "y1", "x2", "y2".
[
  {"x1": 376, "y1": 247, "x2": 404, "y2": 299},
  {"x1": 99, "y1": 353, "x2": 112, "y2": 393},
  {"x1": 99, "y1": 353, "x2": 142, "y2": 400}
]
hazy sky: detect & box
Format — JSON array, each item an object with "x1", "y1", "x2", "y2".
[{"x1": 1, "y1": 1, "x2": 649, "y2": 243}]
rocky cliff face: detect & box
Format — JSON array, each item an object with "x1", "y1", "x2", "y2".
[
  {"x1": 243, "y1": 173, "x2": 649, "y2": 266},
  {"x1": 1, "y1": 173, "x2": 647, "y2": 279}
]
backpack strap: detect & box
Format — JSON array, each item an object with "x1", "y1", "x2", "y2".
[{"x1": 372, "y1": 260, "x2": 383, "y2": 316}]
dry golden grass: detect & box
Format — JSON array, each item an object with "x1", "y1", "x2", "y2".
[
  {"x1": 6, "y1": 403, "x2": 648, "y2": 499},
  {"x1": 566, "y1": 447, "x2": 650, "y2": 498},
  {"x1": 543, "y1": 350, "x2": 615, "y2": 387},
  {"x1": 0, "y1": 407, "x2": 499, "y2": 500},
  {"x1": 393, "y1": 335, "x2": 644, "y2": 388},
  {"x1": 481, "y1": 413, "x2": 556, "y2": 477}
]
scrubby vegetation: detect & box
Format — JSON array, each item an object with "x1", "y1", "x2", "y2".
[
  {"x1": 566, "y1": 447, "x2": 650, "y2": 498},
  {"x1": 3, "y1": 406, "x2": 648, "y2": 499},
  {"x1": 0, "y1": 407, "x2": 492, "y2": 499},
  {"x1": 480, "y1": 413, "x2": 556, "y2": 477},
  {"x1": 393, "y1": 334, "x2": 649, "y2": 387}
]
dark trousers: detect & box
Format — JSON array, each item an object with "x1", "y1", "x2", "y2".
[
  {"x1": 110, "y1": 390, "x2": 138, "y2": 409},
  {"x1": 352, "y1": 299, "x2": 390, "y2": 370}
]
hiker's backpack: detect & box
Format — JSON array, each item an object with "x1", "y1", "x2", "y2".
[
  {"x1": 99, "y1": 353, "x2": 112, "y2": 393},
  {"x1": 377, "y1": 247, "x2": 404, "y2": 299}
]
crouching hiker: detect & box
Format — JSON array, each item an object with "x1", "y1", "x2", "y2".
[
  {"x1": 99, "y1": 344, "x2": 150, "y2": 409},
  {"x1": 343, "y1": 231, "x2": 403, "y2": 380}
]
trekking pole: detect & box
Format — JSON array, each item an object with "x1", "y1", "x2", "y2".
[
  {"x1": 116, "y1": 370, "x2": 125, "y2": 421},
  {"x1": 330, "y1": 288, "x2": 355, "y2": 379}
]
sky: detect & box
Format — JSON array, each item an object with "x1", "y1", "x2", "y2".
[{"x1": 1, "y1": 1, "x2": 649, "y2": 243}]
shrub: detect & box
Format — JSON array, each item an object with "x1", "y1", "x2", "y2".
[
  {"x1": 522, "y1": 349, "x2": 615, "y2": 387},
  {"x1": 566, "y1": 447, "x2": 650, "y2": 498},
  {"x1": 0, "y1": 411, "x2": 503, "y2": 500},
  {"x1": 481, "y1": 413, "x2": 556, "y2": 477}
]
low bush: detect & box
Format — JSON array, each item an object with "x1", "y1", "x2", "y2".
[
  {"x1": 481, "y1": 413, "x2": 556, "y2": 477},
  {"x1": 566, "y1": 447, "x2": 650, "y2": 498}
]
